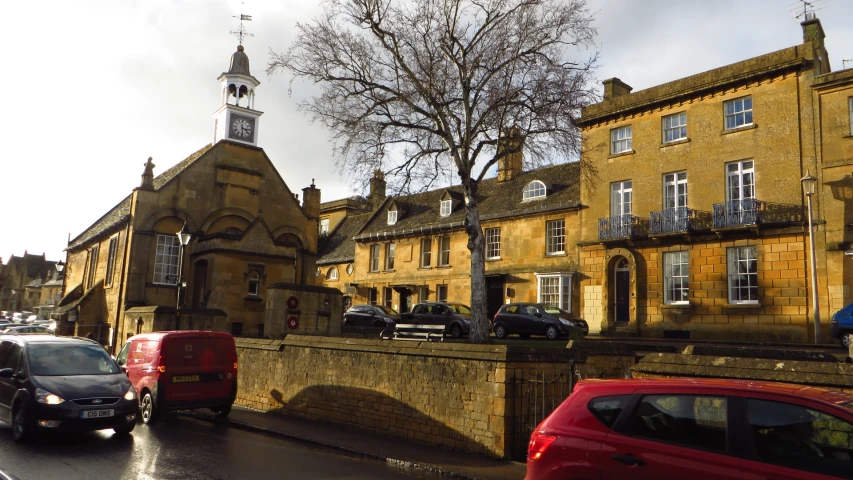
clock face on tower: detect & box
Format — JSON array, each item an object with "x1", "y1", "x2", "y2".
[{"x1": 229, "y1": 115, "x2": 255, "y2": 142}]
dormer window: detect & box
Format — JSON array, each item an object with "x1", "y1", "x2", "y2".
[
  {"x1": 387, "y1": 209, "x2": 397, "y2": 225},
  {"x1": 440, "y1": 200, "x2": 452, "y2": 217},
  {"x1": 523, "y1": 180, "x2": 547, "y2": 201}
]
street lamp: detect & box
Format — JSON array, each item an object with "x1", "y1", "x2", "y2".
[
  {"x1": 175, "y1": 222, "x2": 192, "y2": 330},
  {"x1": 801, "y1": 170, "x2": 820, "y2": 344}
]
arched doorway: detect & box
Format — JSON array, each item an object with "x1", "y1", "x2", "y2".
[{"x1": 613, "y1": 257, "x2": 630, "y2": 324}]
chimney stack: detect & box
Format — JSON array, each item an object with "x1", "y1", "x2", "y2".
[
  {"x1": 368, "y1": 170, "x2": 386, "y2": 211},
  {"x1": 602, "y1": 78, "x2": 633, "y2": 101},
  {"x1": 497, "y1": 127, "x2": 523, "y2": 183},
  {"x1": 302, "y1": 179, "x2": 321, "y2": 219},
  {"x1": 140, "y1": 157, "x2": 155, "y2": 191},
  {"x1": 801, "y1": 16, "x2": 829, "y2": 75}
]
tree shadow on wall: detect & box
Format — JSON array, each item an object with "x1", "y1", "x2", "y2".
[{"x1": 264, "y1": 386, "x2": 499, "y2": 463}]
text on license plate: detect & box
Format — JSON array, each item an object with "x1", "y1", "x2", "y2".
[
  {"x1": 81, "y1": 409, "x2": 114, "y2": 419},
  {"x1": 172, "y1": 375, "x2": 200, "y2": 383}
]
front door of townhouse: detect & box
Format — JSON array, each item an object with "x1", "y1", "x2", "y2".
[
  {"x1": 614, "y1": 257, "x2": 630, "y2": 323},
  {"x1": 400, "y1": 290, "x2": 411, "y2": 313},
  {"x1": 486, "y1": 276, "x2": 505, "y2": 320}
]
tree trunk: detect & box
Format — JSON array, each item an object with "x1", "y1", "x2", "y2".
[{"x1": 461, "y1": 179, "x2": 490, "y2": 343}]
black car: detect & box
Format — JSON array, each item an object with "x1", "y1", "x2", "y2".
[
  {"x1": 0, "y1": 336, "x2": 138, "y2": 442},
  {"x1": 541, "y1": 306, "x2": 589, "y2": 336},
  {"x1": 343, "y1": 305, "x2": 400, "y2": 328},
  {"x1": 402, "y1": 302, "x2": 472, "y2": 338},
  {"x1": 492, "y1": 303, "x2": 583, "y2": 339}
]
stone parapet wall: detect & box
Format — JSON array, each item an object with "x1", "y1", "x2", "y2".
[
  {"x1": 633, "y1": 352, "x2": 853, "y2": 393},
  {"x1": 233, "y1": 336, "x2": 634, "y2": 458}
]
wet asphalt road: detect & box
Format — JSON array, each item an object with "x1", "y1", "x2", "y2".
[{"x1": 0, "y1": 414, "x2": 435, "y2": 480}]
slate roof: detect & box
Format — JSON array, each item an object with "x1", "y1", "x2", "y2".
[
  {"x1": 317, "y1": 213, "x2": 372, "y2": 265},
  {"x1": 67, "y1": 144, "x2": 213, "y2": 251},
  {"x1": 355, "y1": 162, "x2": 581, "y2": 241}
]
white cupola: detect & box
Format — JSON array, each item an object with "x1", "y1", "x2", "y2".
[{"x1": 213, "y1": 45, "x2": 263, "y2": 146}]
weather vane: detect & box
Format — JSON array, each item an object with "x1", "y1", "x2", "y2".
[{"x1": 230, "y1": 1, "x2": 254, "y2": 45}]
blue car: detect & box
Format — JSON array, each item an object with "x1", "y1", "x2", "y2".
[{"x1": 831, "y1": 302, "x2": 853, "y2": 347}]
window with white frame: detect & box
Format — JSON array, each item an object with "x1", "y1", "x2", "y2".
[
  {"x1": 440, "y1": 199, "x2": 452, "y2": 217},
  {"x1": 385, "y1": 243, "x2": 395, "y2": 270},
  {"x1": 662, "y1": 112, "x2": 687, "y2": 143},
  {"x1": 726, "y1": 160, "x2": 755, "y2": 204},
  {"x1": 383, "y1": 287, "x2": 393, "y2": 309},
  {"x1": 421, "y1": 238, "x2": 432, "y2": 267},
  {"x1": 369, "y1": 245, "x2": 380, "y2": 272},
  {"x1": 319, "y1": 218, "x2": 329, "y2": 234},
  {"x1": 326, "y1": 267, "x2": 339, "y2": 281},
  {"x1": 611, "y1": 181, "x2": 633, "y2": 217},
  {"x1": 610, "y1": 126, "x2": 632, "y2": 154},
  {"x1": 419, "y1": 285, "x2": 429, "y2": 302},
  {"x1": 248, "y1": 271, "x2": 260, "y2": 295},
  {"x1": 368, "y1": 288, "x2": 378, "y2": 305},
  {"x1": 105, "y1": 236, "x2": 118, "y2": 287},
  {"x1": 522, "y1": 181, "x2": 547, "y2": 201},
  {"x1": 437, "y1": 285, "x2": 448, "y2": 302},
  {"x1": 536, "y1": 273, "x2": 573, "y2": 312},
  {"x1": 724, "y1": 96, "x2": 753, "y2": 130},
  {"x1": 663, "y1": 172, "x2": 688, "y2": 211},
  {"x1": 387, "y1": 209, "x2": 397, "y2": 225},
  {"x1": 153, "y1": 234, "x2": 180, "y2": 285},
  {"x1": 663, "y1": 251, "x2": 689, "y2": 305},
  {"x1": 727, "y1": 246, "x2": 758, "y2": 304},
  {"x1": 87, "y1": 245, "x2": 99, "y2": 289},
  {"x1": 485, "y1": 228, "x2": 501, "y2": 259},
  {"x1": 545, "y1": 220, "x2": 565, "y2": 255},
  {"x1": 438, "y1": 236, "x2": 451, "y2": 266}
]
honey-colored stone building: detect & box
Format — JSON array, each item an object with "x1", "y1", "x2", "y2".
[
  {"x1": 576, "y1": 17, "x2": 853, "y2": 342},
  {"x1": 319, "y1": 152, "x2": 584, "y2": 320},
  {"x1": 56, "y1": 44, "x2": 330, "y2": 349}
]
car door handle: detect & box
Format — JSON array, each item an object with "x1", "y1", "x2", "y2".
[{"x1": 611, "y1": 454, "x2": 645, "y2": 466}]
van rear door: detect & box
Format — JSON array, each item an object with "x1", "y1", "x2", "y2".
[{"x1": 161, "y1": 333, "x2": 235, "y2": 402}]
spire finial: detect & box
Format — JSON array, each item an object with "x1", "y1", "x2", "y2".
[{"x1": 231, "y1": 1, "x2": 254, "y2": 45}]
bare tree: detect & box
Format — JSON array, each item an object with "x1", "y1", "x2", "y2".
[{"x1": 270, "y1": 0, "x2": 598, "y2": 343}]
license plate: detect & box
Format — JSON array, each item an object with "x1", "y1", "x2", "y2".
[
  {"x1": 172, "y1": 375, "x2": 200, "y2": 383},
  {"x1": 81, "y1": 409, "x2": 114, "y2": 419}
]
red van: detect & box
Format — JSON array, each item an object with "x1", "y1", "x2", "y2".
[{"x1": 115, "y1": 331, "x2": 238, "y2": 424}]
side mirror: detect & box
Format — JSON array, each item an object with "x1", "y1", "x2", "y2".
[{"x1": 0, "y1": 368, "x2": 14, "y2": 378}]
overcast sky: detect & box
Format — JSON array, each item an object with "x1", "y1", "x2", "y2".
[{"x1": 2, "y1": 0, "x2": 851, "y2": 263}]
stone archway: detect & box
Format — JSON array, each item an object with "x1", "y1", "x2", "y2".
[{"x1": 602, "y1": 248, "x2": 639, "y2": 335}]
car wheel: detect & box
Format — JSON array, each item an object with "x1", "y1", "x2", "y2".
[
  {"x1": 213, "y1": 405, "x2": 232, "y2": 418},
  {"x1": 519, "y1": 333, "x2": 531, "y2": 339},
  {"x1": 842, "y1": 333, "x2": 853, "y2": 348},
  {"x1": 113, "y1": 422, "x2": 136, "y2": 435},
  {"x1": 545, "y1": 325, "x2": 560, "y2": 340},
  {"x1": 450, "y1": 323, "x2": 463, "y2": 339},
  {"x1": 494, "y1": 324, "x2": 508, "y2": 339},
  {"x1": 141, "y1": 392, "x2": 159, "y2": 425},
  {"x1": 12, "y1": 403, "x2": 33, "y2": 443}
]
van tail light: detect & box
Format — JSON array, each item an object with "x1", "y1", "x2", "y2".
[
  {"x1": 528, "y1": 433, "x2": 557, "y2": 461},
  {"x1": 157, "y1": 356, "x2": 166, "y2": 377},
  {"x1": 157, "y1": 365, "x2": 166, "y2": 373},
  {"x1": 233, "y1": 362, "x2": 238, "y2": 369}
]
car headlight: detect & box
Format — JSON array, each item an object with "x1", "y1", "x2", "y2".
[
  {"x1": 35, "y1": 388, "x2": 65, "y2": 405},
  {"x1": 559, "y1": 318, "x2": 575, "y2": 326},
  {"x1": 123, "y1": 385, "x2": 137, "y2": 401}
]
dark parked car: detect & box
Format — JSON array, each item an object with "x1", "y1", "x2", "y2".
[
  {"x1": 492, "y1": 303, "x2": 581, "y2": 340},
  {"x1": 541, "y1": 306, "x2": 588, "y2": 336},
  {"x1": 0, "y1": 336, "x2": 137, "y2": 442},
  {"x1": 831, "y1": 301, "x2": 853, "y2": 347},
  {"x1": 526, "y1": 378, "x2": 853, "y2": 480},
  {"x1": 402, "y1": 302, "x2": 471, "y2": 338},
  {"x1": 343, "y1": 305, "x2": 400, "y2": 328},
  {"x1": 0, "y1": 326, "x2": 52, "y2": 336}
]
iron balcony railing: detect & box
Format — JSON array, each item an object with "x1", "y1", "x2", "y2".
[
  {"x1": 713, "y1": 199, "x2": 762, "y2": 229},
  {"x1": 650, "y1": 207, "x2": 691, "y2": 235},
  {"x1": 599, "y1": 214, "x2": 646, "y2": 241}
]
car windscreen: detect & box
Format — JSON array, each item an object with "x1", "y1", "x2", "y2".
[
  {"x1": 447, "y1": 304, "x2": 472, "y2": 315},
  {"x1": 27, "y1": 344, "x2": 120, "y2": 376},
  {"x1": 543, "y1": 306, "x2": 569, "y2": 316},
  {"x1": 375, "y1": 306, "x2": 399, "y2": 315}
]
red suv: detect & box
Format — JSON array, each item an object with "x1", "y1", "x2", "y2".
[
  {"x1": 526, "y1": 378, "x2": 853, "y2": 480},
  {"x1": 115, "y1": 331, "x2": 238, "y2": 424}
]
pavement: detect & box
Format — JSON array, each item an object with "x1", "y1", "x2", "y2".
[{"x1": 184, "y1": 406, "x2": 527, "y2": 480}]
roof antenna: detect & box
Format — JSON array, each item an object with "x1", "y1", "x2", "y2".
[
  {"x1": 230, "y1": 0, "x2": 254, "y2": 45},
  {"x1": 789, "y1": 0, "x2": 829, "y2": 20},
  {"x1": 843, "y1": 59, "x2": 852, "y2": 70}
]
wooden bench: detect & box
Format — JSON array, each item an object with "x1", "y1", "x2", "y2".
[{"x1": 380, "y1": 324, "x2": 445, "y2": 342}]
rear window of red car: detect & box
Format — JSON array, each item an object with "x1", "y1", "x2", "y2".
[{"x1": 588, "y1": 395, "x2": 631, "y2": 429}]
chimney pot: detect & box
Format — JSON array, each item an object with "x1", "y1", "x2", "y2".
[{"x1": 602, "y1": 78, "x2": 633, "y2": 101}]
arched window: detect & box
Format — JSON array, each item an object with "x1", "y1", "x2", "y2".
[
  {"x1": 326, "y1": 267, "x2": 339, "y2": 281},
  {"x1": 523, "y1": 180, "x2": 547, "y2": 200},
  {"x1": 248, "y1": 271, "x2": 260, "y2": 296}
]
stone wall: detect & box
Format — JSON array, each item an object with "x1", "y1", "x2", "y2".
[{"x1": 234, "y1": 336, "x2": 634, "y2": 458}]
